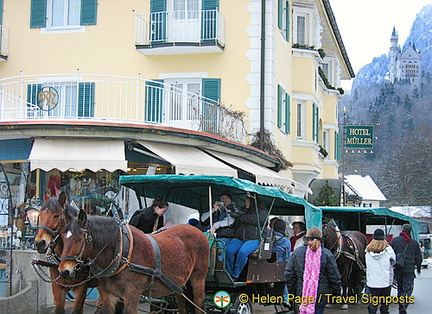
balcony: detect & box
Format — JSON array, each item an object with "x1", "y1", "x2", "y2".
[
  {"x1": 0, "y1": 25, "x2": 10, "y2": 61},
  {"x1": 0, "y1": 74, "x2": 245, "y2": 143},
  {"x1": 135, "y1": 10, "x2": 225, "y2": 55}
]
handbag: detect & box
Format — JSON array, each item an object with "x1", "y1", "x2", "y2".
[{"x1": 394, "y1": 243, "x2": 409, "y2": 269}]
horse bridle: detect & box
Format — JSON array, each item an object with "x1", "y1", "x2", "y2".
[
  {"x1": 60, "y1": 227, "x2": 95, "y2": 272},
  {"x1": 323, "y1": 224, "x2": 342, "y2": 259},
  {"x1": 37, "y1": 210, "x2": 67, "y2": 255}
]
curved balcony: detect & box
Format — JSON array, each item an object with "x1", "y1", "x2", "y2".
[{"x1": 0, "y1": 74, "x2": 245, "y2": 143}]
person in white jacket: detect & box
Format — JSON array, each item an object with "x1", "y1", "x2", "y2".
[{"x1": 365, "y1": 228, "x2": 396, "y2": 314}]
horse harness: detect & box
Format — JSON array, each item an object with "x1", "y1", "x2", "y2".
[
  {"x1": 63, "y1": 221, "x2": 185, "y2": 296},
  {"x1": 326, "y1": 225, "x2": 365, "y2": 272}
]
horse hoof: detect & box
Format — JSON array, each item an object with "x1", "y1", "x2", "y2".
[{"x1": 340, "y1": 304, "x2": 349, "y2": 310}]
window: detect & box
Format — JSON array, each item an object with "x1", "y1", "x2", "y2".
[
  {"x1": 48, "y1": 0, "x2": 81, "y2": 27},
  {"x1": 145, "y1": 77, "x2": 221, "y2": 132},
  {"x1": 297, "y1": 102, "x2": 305, "y2": 138},
  {"x1": 165, "y1": 79, "x2": 200, "y2": 121},
  {"x1": 30, "y1": 0, "x2": 97, "y2": 29},
  {"x1": 278, "y1": 0, "x2": 290, "y2": 41},
  {"x1": 26, "y1": 81, "x2": 95, "y2": 118},
  {"x1": 296, "y1": 16, "x2": 306, "y2": 45}
]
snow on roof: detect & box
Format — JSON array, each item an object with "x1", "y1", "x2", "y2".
[
  {"x1": 390, "y1": 206, "x2": 432, "y2": 218},
  {"x1": 344, "y1": 174, "x2": 387, "y2": 201}
]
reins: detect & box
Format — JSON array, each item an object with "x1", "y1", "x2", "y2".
[{"x1": 66, "y1": 221, "x2": 206, "y2": 313}]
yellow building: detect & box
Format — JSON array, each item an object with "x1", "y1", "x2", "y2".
[{"x1": 0, "y1": 0, "x2": 353, "y2": 212}]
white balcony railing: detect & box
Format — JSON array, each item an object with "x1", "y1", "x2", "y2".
[
  {"x1": 135, "y1": 10, "x2": 225, "y2": 46},
  {"x1": 0, "y1": 74, "x2": 245, "y2": 143},
  {"x1": 0, "y1": 25, "x2": 10, "y2": 57}
]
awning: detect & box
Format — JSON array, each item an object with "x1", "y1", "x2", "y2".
[
  {"x1": 205, "y1": 150, "x2": 312, "y2": 195},
  {"x1": 0, "y1": 139, "x2": 32, "y2": 162},
  {"x1": 29, "y1": 138, "x2": 128, "y2": 172},
  {"x1": 138, "y1": 141, "x2": 237, "y2": 177}
]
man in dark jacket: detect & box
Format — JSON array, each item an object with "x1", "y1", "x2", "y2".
[
  {"x1": 129, "y1": 196, "x2": 169, "y2": 233},
  {"x1": 390, "y1": 224, "x2": 422, "y2": 314}
]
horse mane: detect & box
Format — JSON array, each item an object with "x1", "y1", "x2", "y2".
[
  {"x1": 65, "y1": 203, "x2": 79, "y2": 217},
  {"x1": 41, "y1": 198, "x2": 63, "y2": 213},
  {"x1": 67, "y1": 215, "x2": 120, "y2": 250}
]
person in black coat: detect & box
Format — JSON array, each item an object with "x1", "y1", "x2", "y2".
[
  {"x1": 225, "y1": 196, "x2": 267, "y2": 279},
  {"x1": 285, "y1": 227, "x2": 341, "y2": 314},
  {"x1": 128, "y1": 196, "x2": 169, "y2": 233},
  {"x1": 389, "y1": 224, "x2": 422, "y2": 314}
]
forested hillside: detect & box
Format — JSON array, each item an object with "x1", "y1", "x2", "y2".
[{"x1": 339, "y1": 5, "x2": 432, "y2": 206}]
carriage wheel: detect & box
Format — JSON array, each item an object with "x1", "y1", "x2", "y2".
[{"x1": 232, "y1": 299, "x2": 253, "y2": 314}]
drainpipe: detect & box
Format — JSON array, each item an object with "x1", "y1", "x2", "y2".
[{"x1": 259, "y1": 0, "x2": 266, "y2": 150}]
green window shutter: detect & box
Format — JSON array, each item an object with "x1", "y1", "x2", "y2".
[
  {"x1": 278, "y1": 0, "x2": 283, "y2": 29},
  {"x1": 312, "y1": 103, "x2": 319, "y2": 142},
  {"x1": 81, "y1": 0, "x2": 97, "y2": 26},
  {"x1": 285, "y1": 1, "x2": 290, "y2": 41},
  {"x1": 151, "y1": 0, "x2": 166, "y2": 11},
  {"x1": 202, "y1": 78, "x2": 221, "y2": 134},
  {"x1": 201, "y1": 0, "x2": 219, "y2": 42},
  {"x1": 30, "y1": 0, "x2": 47, "y2": 28},
  {"x1": 78, "y1": 82, "x2": 95, "y2": 117},
  {"x1": 150, "y1": 0, "x2": 167, "y2": 43},
  {"x1": 27, "y1": 84, "x2": 42, "y2": 106},
  {"x1": 0, "y1": 0, "x2": 4, "y2": 25},
  {"x1": 277, "y1": 85, "x2": 283, "y2": 128},
  {"x1": 202, "y1": 78, "x2": 221, "y2": 103},
  {"x1": 285, "y1": 93, "x2": 290, "y2": 133},
  {"x1": 145, "y1": 79, "x2": 164, "y2": 123},
  {"x1": 335, "y1": 132, "x2": 340, "y2": 160}
]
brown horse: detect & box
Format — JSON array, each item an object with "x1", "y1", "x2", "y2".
[
  {"x1": 322, "y1": 221, "x2": 368, "y2": 310},
  {"x1": 34, "y1": 193, "x2": 97, "y2": 314},
  {"x1": 58, "y1": 209, "x2": 209, "y2": 314}
]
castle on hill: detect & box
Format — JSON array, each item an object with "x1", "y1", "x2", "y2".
[{"x1": 388, "y1": 27, "x2": 421, "y2": 83}]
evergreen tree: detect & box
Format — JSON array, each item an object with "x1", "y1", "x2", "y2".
[{"x1": 313, "y1": 180, "x2": 339, "y2": 206}]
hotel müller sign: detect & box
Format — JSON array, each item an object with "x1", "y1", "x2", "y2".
[{"x1": 346, "y1": 125, "x2": 374, "y2": 150}]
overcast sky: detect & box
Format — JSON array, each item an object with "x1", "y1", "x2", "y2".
[{"x1": 329, "y1": 0, "x2": 432, "y2": 89}]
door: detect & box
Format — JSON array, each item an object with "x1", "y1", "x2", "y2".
[
  {"x1": 167, "y1": 0, "x2": 201, "y2": 42},
  {"x1": 165, "y1": 79, "x2": 201, "y2": 129}
]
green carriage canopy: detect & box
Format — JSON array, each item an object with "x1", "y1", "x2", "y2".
[
  {"x1": 119, "y1": 175, "x2": 322, "y2": 229},
  {"x1": 320, "y1": 206, "x2": 420, "y2": 241}
]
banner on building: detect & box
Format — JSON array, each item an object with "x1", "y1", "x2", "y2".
[{"x1": 345, "y1": 125, "x2": 374, "y2": 151}]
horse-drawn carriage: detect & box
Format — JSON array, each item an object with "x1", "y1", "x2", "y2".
[
  {"x1": 319, "y1": 206, "x2": 420, "y2": 309},
  {"x1": 118, "y1": 174, "x2": 323, "y2": 313},
  {"x1": 34, "y1": 175, "x2": 322, "y2": 314}
]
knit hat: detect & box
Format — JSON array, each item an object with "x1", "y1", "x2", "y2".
[
  {"x1": 273, "y1": 219, "x2": 286, "y2": 236},
  {"x1": 221, "y1": 190, "x2": 233, "y2": 201},
  {"x1": 373, "y1": 228, "x2": 385, "y2": 240},
  {"x1": 402, "y1": 224, "x2": 412, "y2": 235}
]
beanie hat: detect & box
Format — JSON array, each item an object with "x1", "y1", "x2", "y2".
[
  {"x1": 373, "y1": 228, "x2": 385, "y2": 240},
  {"x1": 273, "y1": 219, "x2": 286, "y2": 236},
  {"x1": 402, "y1": 224, "x2": 412, "y2": 235},
  {"x1": 221, "y1": 190, "x2": 233, "y2": 201}
]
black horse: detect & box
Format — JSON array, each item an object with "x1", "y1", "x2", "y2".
[{"x1": 322, "y1": 220, "x2": 368, "y2": 310}]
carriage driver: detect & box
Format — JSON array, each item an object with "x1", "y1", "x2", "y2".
[
  {"x1": 129, "y1": 196, "x2": 169, "y2": 233},
  {"x1": 290, "y1": 221, "x2": 306, "y2": 252}
]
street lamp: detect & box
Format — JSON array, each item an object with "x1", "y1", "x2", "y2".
[{"x1": 26, "y1": 208, "x2": 39, "y2": 228}]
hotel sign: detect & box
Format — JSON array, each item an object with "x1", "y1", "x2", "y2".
[{"x1": 346, "y1": 125, "x2": 374, "y2": 149}]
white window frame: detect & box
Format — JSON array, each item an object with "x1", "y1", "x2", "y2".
[
  {"x1": 164, "y1": 78, "x2": 202, "y2": 122},
  {"x1": 293, "y1": 7, "x2": 320, "y2": 47},
  {"x1": 297, "y1": 101, "x2": 306, "y2": 139},
  {"x1": 45, "y1": 0, "x2": 83, "y2": 32},
  {"x1": 37, "y1": 81, "x2": 80, "y2": 118}
]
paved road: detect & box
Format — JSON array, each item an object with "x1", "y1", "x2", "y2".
[{"x1": 68, "y1": 265, "x2": 431, "y2": 313}]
